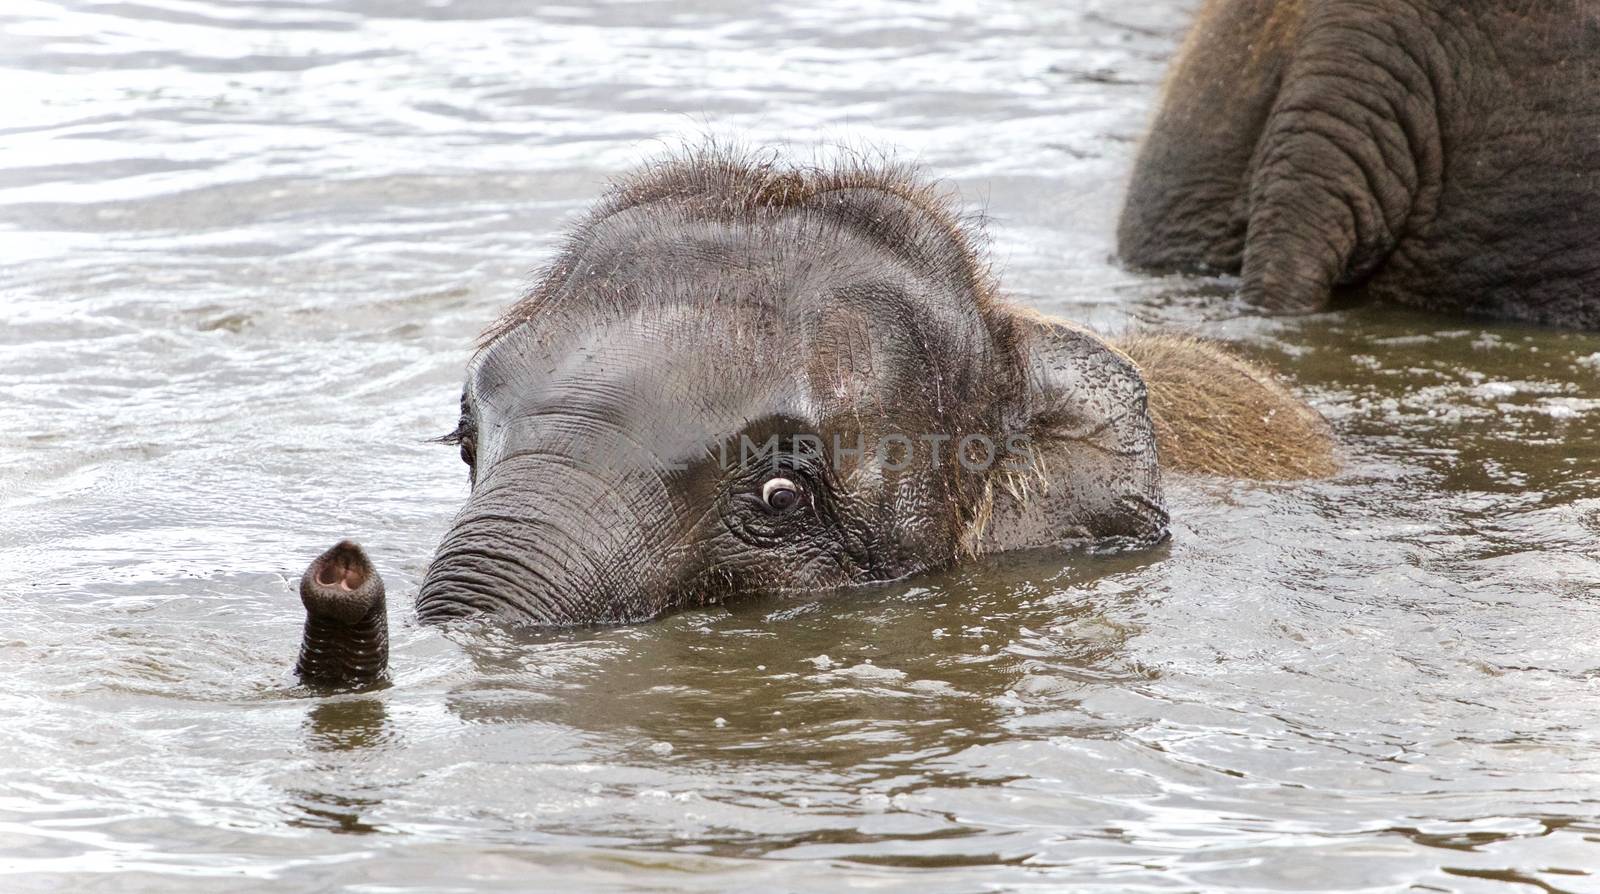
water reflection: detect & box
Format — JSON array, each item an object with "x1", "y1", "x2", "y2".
[
  {"x1": 435, "y1": 547, "x2": 1162, "y2": 765},
  {"x1": 286, "y1": 787, "x2": 384, "y2": 836},
  {"x1": 303, "y1": 697, "x2": 395, "y2": 754},
  {"x1": 282, "y1": 697, "x2": 396, "y2": 835}
]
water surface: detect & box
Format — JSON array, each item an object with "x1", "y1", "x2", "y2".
[{"x1": 3, "y1": 1, "x2": 1600, "y2": 890}]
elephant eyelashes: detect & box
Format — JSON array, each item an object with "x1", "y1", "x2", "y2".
[
  {"x1": 760, "y1": 477, "x2": 804, "y2": 514},
  {"x1": 437, "y1": 416, "x2": 478, "y2": 470}
]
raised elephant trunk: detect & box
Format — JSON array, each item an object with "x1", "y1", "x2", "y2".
[{"x1": 295, "y1": 540, "x2": 389, "y2": 688}]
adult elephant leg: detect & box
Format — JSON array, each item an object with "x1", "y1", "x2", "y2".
[
  {"x1": 1118, "y1": 0, "x2": 1303, "y2": 273},
  {"x1": 295, "y1": 540, "x2": 389, "y2": 689},
  {"x1": 1240, "y1": 3, "x2": 1446, "y2": 313}
]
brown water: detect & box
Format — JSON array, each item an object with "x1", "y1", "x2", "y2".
[{"x1": 3, "y1": 1, "x2": 1600, "y2": 891}]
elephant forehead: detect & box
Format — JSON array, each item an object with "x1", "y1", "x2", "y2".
[
  {"x1": 471, "y1": 290, "x2": 984, "y2": 437},
  {"x1": 514, "y1": 207, "x2": 996, "y2": 387},
  {"x1": 469, "y1": 311, "x2": 792, "y2": 446}
]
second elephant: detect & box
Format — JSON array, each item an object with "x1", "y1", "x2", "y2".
[{"x1": 1119, "y1": 0, "x2": 1600, "y2": 329}]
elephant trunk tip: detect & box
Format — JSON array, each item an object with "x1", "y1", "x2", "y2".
[
  {"x1": 301, "y1": 540, "x2": 382, "y2": 623},
  {"x1": 295, "y1": 540, "x2": 389, "y2": 689}
]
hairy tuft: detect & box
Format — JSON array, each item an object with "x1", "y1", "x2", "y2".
[{"x1": 1115, "y1": 333, "x2": 1338, "y2": 481}]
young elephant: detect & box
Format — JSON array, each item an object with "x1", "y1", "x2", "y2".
[
  {"x1": 1119, "y1": 0, "x2": 1600, "y2": 328},
  {"x1": 295, "y1": 151, "x2": 1335, "y2": 687}
]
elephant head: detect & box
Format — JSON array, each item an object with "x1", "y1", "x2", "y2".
[
  {"x1": 293, "y1": 150, "x2": 1338, "y2": 688},
  {"x1": 413, "y1": 153, "x2": 1168, "y2": 627}
]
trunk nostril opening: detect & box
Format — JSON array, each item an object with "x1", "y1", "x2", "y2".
[
  {"x1": 313, "y1": 541, "x2": 371, "y2": 591},
  {"x1": 316, "y1": 562, "x2": 342, "y2": 588}
]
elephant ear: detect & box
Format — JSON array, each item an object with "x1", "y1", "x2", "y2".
[{"x1": 974, "y1": 311, "x2": 1169, "y2": 555}]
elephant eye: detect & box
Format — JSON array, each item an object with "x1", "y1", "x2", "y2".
[{"x1": 760, "y1": 477, "x2": 804, "y2": 514}]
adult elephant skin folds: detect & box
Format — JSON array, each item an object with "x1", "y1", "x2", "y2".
[{"x1": 1119, "y1": 0, "x2": 1600, "y2": 329}]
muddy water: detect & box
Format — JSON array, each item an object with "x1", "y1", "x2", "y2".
[{"x1": 3, "y1": 1, "x2": 1600, "y2": 891}]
